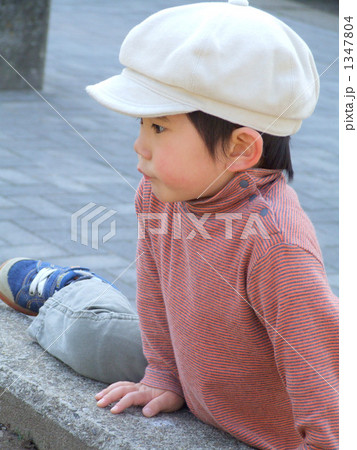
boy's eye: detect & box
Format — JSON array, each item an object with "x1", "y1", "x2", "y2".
[{"x1": 151, "y1": 123, "x2": 165, "y2": 134}]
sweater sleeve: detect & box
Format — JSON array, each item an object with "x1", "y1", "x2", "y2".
[
  {"x1": 134, "y1": 178, "x2": 184, "y2": 398},
  {"x1": 247, "y1": 243, "x2": 338, "y2": 450}
]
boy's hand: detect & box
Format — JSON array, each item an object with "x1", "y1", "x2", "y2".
[{"x1": 95, "y1": 381, "x2": 184, "y2": 417}]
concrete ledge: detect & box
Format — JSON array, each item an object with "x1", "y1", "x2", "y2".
[
  {"x1": 0, "y1": 303, "x2": 253, "y2": 449},
  {"x1": 0, "y1": 0, "x2": 50, "y2": 90}
]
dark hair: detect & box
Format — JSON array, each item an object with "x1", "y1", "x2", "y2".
[{"x1": 187, "y1": 111, "x2": 293, "y2": 181}]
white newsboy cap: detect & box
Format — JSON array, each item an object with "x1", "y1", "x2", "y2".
[{"x1": 86, "y1": 0, "x2": 319, "y2": 136}]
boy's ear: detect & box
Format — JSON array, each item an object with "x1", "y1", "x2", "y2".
[{"x1": 225, "y1": 127, "x2": 263, "y2": 172}]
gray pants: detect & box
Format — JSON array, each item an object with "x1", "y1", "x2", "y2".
[{"x1": 27, "y1": 277, "x2": 147, "y2": 384}]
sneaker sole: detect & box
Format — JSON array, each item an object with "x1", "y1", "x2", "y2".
[{"x1": 0, "y1": 258, "x2": 38, "y2": 316}]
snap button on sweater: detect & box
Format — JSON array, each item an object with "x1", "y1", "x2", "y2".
[
  {"x1": 240, "y1": 180, "x2": 249, "y2": 188},
  {"x1": 260, "y1": 207, "x2": 269, "y2": 216}
]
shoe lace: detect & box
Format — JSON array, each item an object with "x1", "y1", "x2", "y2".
[{"x1": 29, "y1": 267, "x2": 57, "y2": 296}]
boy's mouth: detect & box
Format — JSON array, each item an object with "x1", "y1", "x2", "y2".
[{"x1": 137, "y1": 167, "x2": 152, "y2": 180}]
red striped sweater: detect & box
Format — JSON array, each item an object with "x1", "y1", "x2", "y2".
[{"x1": 135, "y1": 169, "x2": 338, "y2": 450}]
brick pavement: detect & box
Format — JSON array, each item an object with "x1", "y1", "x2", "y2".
[{"x1": 0, "y1": 0, "x2": 338, "y2": 308}]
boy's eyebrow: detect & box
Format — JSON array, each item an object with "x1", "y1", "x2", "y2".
[{"x1": 155, "y1": 116, "x2": 170, "y2": 122}]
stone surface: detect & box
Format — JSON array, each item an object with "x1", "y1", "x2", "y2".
[
  {"x1": 0, "y1": 0, "x2": 338, "y2": 448},
  {"x1": 0, "y1": 303, "x2": 251, "y2": 449}
]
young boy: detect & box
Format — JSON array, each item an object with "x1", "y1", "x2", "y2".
[{"x1": 0, "y1": 1, "x2": 338, "y2": 449}]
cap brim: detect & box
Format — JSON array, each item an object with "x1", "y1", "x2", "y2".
[
  {"x1": 86, "y1": 68, "x2": 301, "y2": 136},
  {"x1": 86, "y1": 69, "x2": 196, "y2": 117}
]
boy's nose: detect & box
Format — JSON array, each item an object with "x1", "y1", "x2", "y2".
[{"x1": 134, "y1": 136, "x2": 151, "y2": 160}]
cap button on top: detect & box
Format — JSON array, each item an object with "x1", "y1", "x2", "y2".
[{"x1": 228, "y1": 0, "x2": 249, "y2": 6}]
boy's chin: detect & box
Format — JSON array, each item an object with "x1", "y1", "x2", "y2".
[
  {"x1": 153, "y1": 191, "x2": 180, "y2": 203},
  {"x1": 152, "y1": 186, "x2": 192, "y2": 204}
]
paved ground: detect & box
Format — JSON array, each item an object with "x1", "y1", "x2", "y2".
[
  {"x1": 0, "y1": 0, "x2": 338, "y2": 448},
  {"x1": 0, "y1": 0, "x2": 338, "y2": 300}
]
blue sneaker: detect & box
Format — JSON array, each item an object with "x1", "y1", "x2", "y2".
[{"x1": 0, "y1": 258, "x2": 106, "y2": 316}]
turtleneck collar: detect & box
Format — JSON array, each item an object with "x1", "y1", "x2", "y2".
[{"x1": 182, "y1": 169, "x2": 284, "y2": 214}]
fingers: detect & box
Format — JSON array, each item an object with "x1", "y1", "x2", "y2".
[
  {"x1": 95, "y1": 383, "x2": 184, "y2": 418},
  {"x1": 96, "y1": 383, "x2": 139, "y2": 408},
  {"x1": 95, "y1": 381, "x2": 135, "y2": 400},
  {"x1": 142, "y1": 392, "x2": 185, "y2": 418},
  {"x1": 110, "y1": 390, "x2": 153, "y2": 414}
]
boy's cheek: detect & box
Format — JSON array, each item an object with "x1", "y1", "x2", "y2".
[{"x1": 155, "y1": 160, "x2": 186, "y2": 185}]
